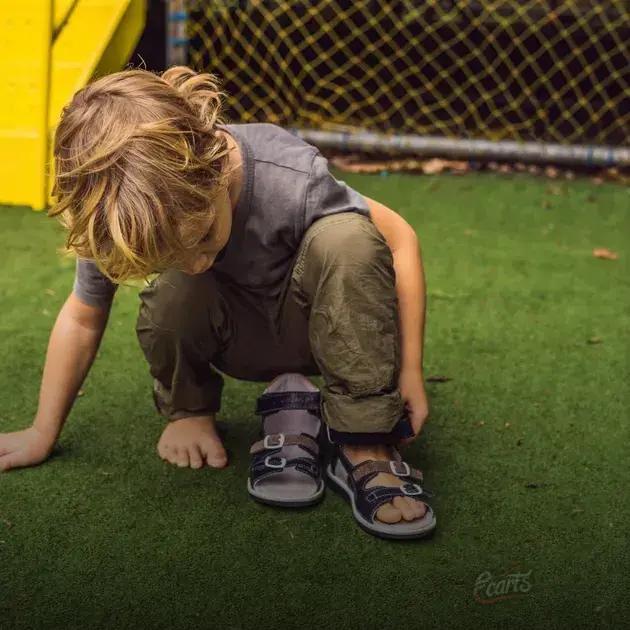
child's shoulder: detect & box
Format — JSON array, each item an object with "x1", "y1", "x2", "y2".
[{"x1": 224, "y1": 122, "x2": 319, "y2": 175}]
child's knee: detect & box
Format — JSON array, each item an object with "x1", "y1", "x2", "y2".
[
  {"x1": 136, "y1": 269, "x2": 218, "y2": 334},
  {"x1": 308, "y1": 213, "x2": 392, "y2": 270}
]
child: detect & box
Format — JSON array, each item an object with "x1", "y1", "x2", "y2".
[{"x1": 0, "y1": 67, "x2": 435, "y2": 539}]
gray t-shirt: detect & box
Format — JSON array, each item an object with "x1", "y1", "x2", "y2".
[{"x1": 73, "y1": 122, "x2": 371, "y2": 308}]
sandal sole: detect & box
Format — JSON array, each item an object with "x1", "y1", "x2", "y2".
[
  {"x1": 325, "y1": 462, "x2": 437, "y2": 540},
  {"x1": 247, "y1": 477, "x2": 326, "y2": 508}
]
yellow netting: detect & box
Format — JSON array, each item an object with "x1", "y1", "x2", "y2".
[{"x1": 187, "y1": 1, "x2": 629, "y2": 145}]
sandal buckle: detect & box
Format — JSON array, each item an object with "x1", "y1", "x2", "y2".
[
  {"x1": 390, "y1": 460, "x2": 411, "y2": 477},
  {"x1": 263, "y1": 433, "x2": 285, "y2": 449},
  {"x1": 264, "y1": 455, "x2": 286, "y2": 469},
  {"x1": 401, "y1": 482, "x2": 423, "y2": 496}
]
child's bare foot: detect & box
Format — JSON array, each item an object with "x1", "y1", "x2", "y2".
[
  {"x1": 157, "y1": 415, "x2": 228, "y2": 469},
  {"x1": 341, "y1": 444, "x2": 427, "y2": 524}
]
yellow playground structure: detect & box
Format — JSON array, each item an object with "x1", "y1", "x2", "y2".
[{"x1": 0, "y1": 0, "x2": 146, "y2": 210}]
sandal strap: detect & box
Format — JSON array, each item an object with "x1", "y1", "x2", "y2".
[
  {"x1": 249, "y1": 432, "x2": 319, "y2": 456},
  {"x1": 351, "y1": 460, "x2": 424, "y2": 485},
  {"x1": 250, "y1": 453, "x2": 320, "y2": 484},
  {"x1": 255, "y1": 391, "x2": 321, "y2": 416},
  {"x1": 359, "y1": 485, "x2": 432, "y2": 523}
]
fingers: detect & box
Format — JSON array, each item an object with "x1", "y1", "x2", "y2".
[{"x1": 397, "y1": 434, "x2": 417, "y2": 448}]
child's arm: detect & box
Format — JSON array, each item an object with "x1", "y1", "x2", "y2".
[
  {"x1": 0, "y1": 293, "x2": 110, "y2": 471},
  {"x1": 363, "y1": 195, "x2": 426, "y2": 372},
  {"x1": 363, "y1": 195, "x2": 429, "y2": 441}
]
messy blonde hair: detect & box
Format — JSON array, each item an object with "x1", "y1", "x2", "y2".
[{"x1": 49, "y1": 66, "x2": 232, "y2": 283}]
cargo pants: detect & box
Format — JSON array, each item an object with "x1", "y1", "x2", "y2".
[{"x1": 135, "y1": 212, "x2": 415, "y2": 445}]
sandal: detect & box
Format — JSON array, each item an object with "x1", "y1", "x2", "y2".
[
  {"x1": 247, "y1": 373, "x2": 326, "y2": 507},
  {"x1": 325, "y1": 443, "x2": 436, "y2": 539}
]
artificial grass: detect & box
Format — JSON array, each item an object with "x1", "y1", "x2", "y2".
[{"x1": 0, "y1": 172, "x2": 628, "y2": 630}]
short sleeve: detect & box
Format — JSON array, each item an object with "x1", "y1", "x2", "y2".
[
  {"x1": 302, "y1": 152, "x2": 371, "y2": 236},
  {"x1": 73, "y1": 258, "x2": 117, "y2": 308}
]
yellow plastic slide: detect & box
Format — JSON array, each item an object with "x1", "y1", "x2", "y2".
[{"x1": 0, "y1": 0, "x2": 146, "y2": 210}]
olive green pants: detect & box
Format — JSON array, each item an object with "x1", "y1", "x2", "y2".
[{"x1": 135, "y1": 212, "x2": 414, "y2": 445}]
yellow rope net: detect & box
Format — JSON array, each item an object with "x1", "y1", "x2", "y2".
[{"x1": 187, "y1": 1, "x2": 629, "y2": 145}]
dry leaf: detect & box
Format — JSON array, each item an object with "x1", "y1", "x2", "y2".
[
  {"x1": 421, "y1": 158, "x2": 447, "y2": 174},
  {"x1": 545, "y1": 166, "x2": 559, "y2": 179},
  {"x1": 331, "y1": 156, "x2": 468, "y2": 175},
  {"x1": 426, "y1": 375, "x2": 452, "y2": 383},
  {"x1": 45, "y1": 288, "x2": 56, "y2": 296},
  {"x1": 77, "y1": 389, "x2": 85, "y2": 397},
  {"x1": 587, "y1": 336, "x2": 603, "y2": 344},
  {"x1": 593, "y1": 248, "x2": 618, "y2": 260}
]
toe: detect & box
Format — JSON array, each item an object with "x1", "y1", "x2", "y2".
[
  {"x1": 413, "y1": 500, "x2": 428, "y2": 519},
  {"x1": 164, "y1": 446, "x2": 179, "y2": 465},
  {"x1": 157, "y1": 443, "x2": 168, "y2": 460},
  {"x1": 174, "y1": 448, "x2": 189, "y2": 468},
  {"x1": 375, "y1": 502, "x2": 403, "y2": 524},
  {"x1": 188, "y1": 445, "x2": 204, "y2": 469},
  {"x1": 392, "y1": 496, "x2": 419, "y2": 521},
  {"x1": 201, "y1": 441, "x2": 228, "y2": 468},
  {"x1": 207, "y1": 452, "x2": 228, "y2": 468}
]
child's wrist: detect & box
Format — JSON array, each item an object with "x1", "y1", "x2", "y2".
[{"x1": 401, "y1": 361, "x2": 424, "y2": 376}]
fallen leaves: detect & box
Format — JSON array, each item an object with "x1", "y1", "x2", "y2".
[
  {"x1": 587, "y1": 337, "x2": 603, "y2": 345},
  {"x1": 592, "y1": 248, "x2": 619, "y2": 260},
  {"x1": 327, "y1": 151, "x2": 629, "y2": 183},
  {"x1": 330, "y1": 155, "x2": 470, "y2": 175},
  {"x1": 426, "y1": 375, "x2": 452, "y2": 383}
]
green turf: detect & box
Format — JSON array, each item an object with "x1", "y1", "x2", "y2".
[{"x1": 1, "y1": 172, "x2": 628, "y2": 630}]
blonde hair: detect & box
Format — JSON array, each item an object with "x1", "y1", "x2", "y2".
[{"x1": 49, "y1": 66, "x2": 232, "y2": 283}]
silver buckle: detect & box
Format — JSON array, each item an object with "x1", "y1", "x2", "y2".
[
  {"x1": 401, "y1": 483, "x2": 423, "y2": 496},
  {"x1": 390, "y1": 460, "x2": 411, "y2": 477},
  {"x1": 263, "y1": 433, "x2": 285, "y2": 449},
  {"x1": 264, "y1": 455, "x2": 286, "y2": 469}
]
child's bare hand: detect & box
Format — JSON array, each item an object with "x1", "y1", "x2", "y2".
[
  {"x1": 0, "y1": 426, "x2": 55, "y2": 472},
  {"x1": 397, "y1": 367, "x2": 429, "y2": 446}
]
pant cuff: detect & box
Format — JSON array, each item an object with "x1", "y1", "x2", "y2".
[
  {"x1": 151, "y1": 379, "x2": 222, "y2": 421},
  {"x1": 325, "y1": 413, "x2": 415, "y2": 445}
]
